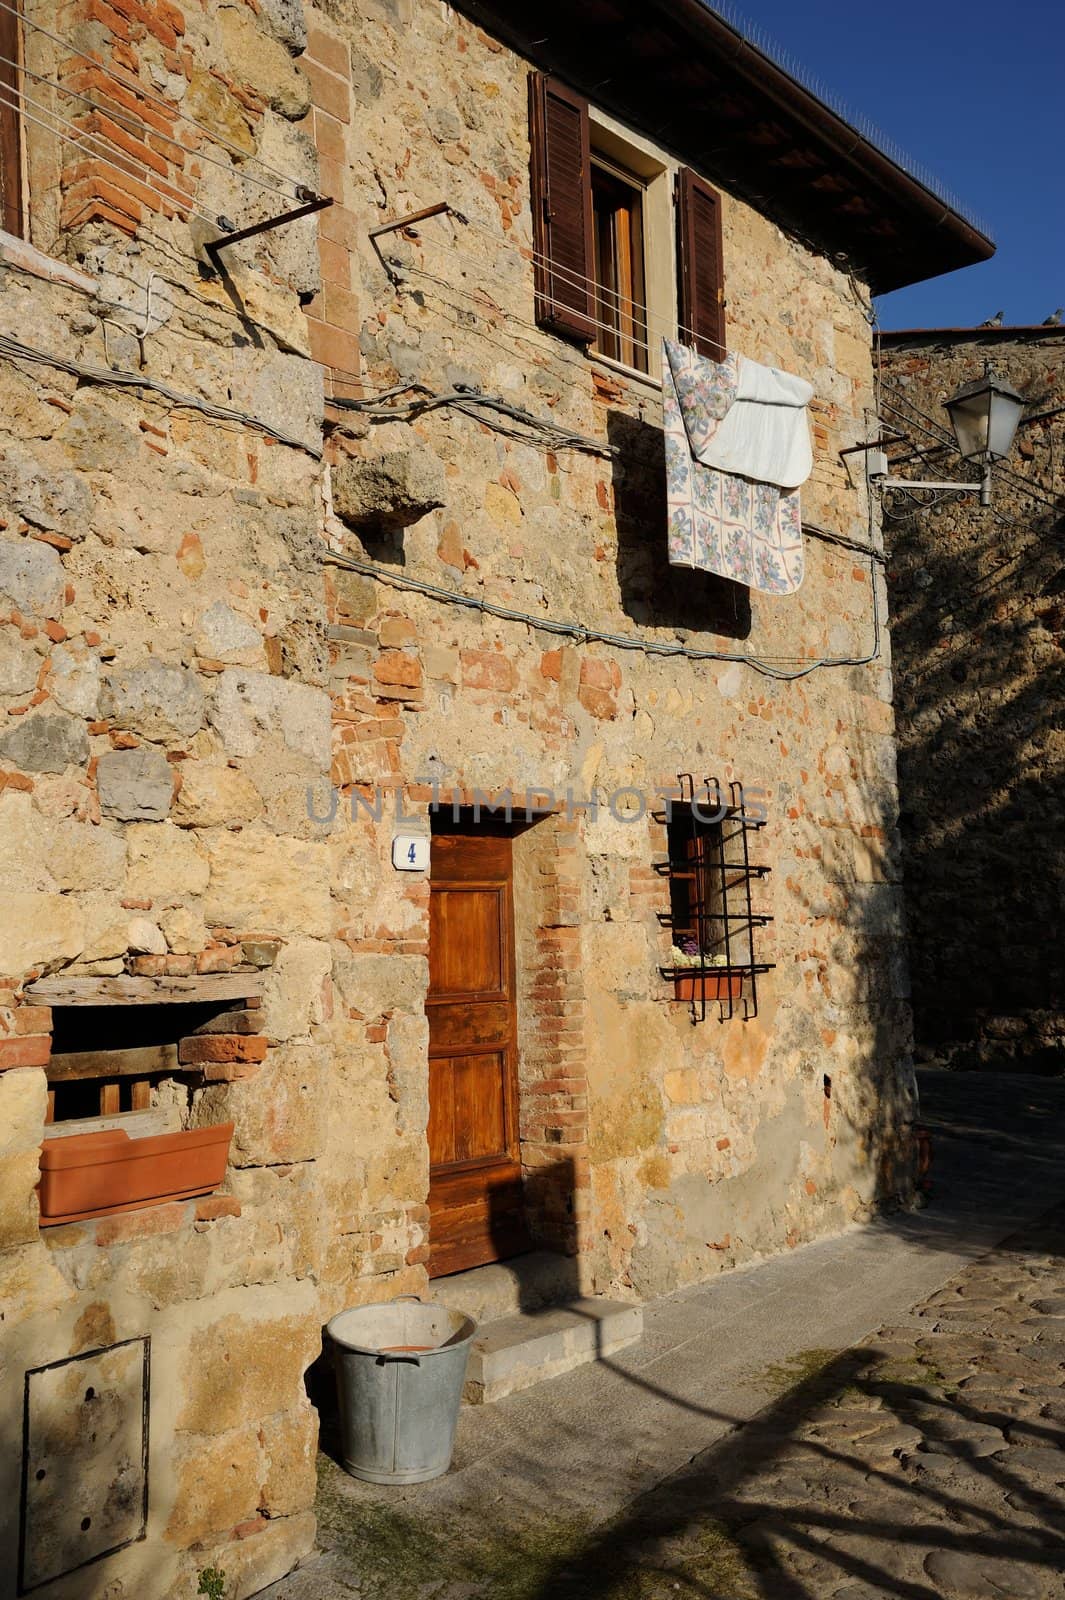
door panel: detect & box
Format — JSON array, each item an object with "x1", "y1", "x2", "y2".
[
  {"x1": 427, "y1": 830, "x2": 527, "y2": 1277},
  {"x1": 429, "y1": 888, "x2": 504, "y2": 996}
]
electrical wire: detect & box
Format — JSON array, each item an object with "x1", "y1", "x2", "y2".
[
  {"x1": 0, "y1": 0, "x2": 305, "y2": 196},
  {"x1": 324, "y1": 538, "x2": 882, "y2": 681},
  {"x1": 0, "y1": 330, "x2": 322, "y2": 456},
  {"x1": 328, "y1": 383, "x2": 614, "y2": 457}
]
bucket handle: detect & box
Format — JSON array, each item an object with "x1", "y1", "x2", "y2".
[{"x1": 393, "y1": 1294, "x2": 424, "y2": 1303}]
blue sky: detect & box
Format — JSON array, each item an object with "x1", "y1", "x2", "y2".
[{"x1": 729, "y1": 0, "x2": 1065, "y2": 329}]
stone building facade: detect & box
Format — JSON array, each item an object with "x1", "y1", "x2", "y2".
[
  {"x1": 0, "y1": 1, "x2": 990, "y2": 1594},
  {"x1": 879, "y1": 325, "x2": 1065, "y2": 1073}
]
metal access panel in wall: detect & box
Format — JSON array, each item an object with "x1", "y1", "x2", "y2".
[{"x1": 19, "y1": 1337, "x2": 149, "y2": 1593}]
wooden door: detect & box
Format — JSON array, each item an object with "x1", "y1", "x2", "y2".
[{"x1": 427, "y1": 830, "x2": 527, "y2": 1277}]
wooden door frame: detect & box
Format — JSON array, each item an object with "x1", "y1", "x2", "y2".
[{"x1": 426, "y1": 819, "x2": 528, "y2": 1276}]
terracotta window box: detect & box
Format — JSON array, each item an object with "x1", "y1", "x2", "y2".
[
  {"x1": 37, "y1": 1122, "x2": 234, "y2": 1227},
  {"x1": 672, "y1": 972, "x2": 743, "y2": 1004}
]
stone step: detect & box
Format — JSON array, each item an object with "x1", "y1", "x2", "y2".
[
  {"x1": 429, "y1": 1250, "x2": 583, "y2": 1325},
  {"x1": 463, "y1": 1298, "x2": 643, "y2": 1405}
]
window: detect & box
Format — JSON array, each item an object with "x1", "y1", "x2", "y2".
[
  {"x1": 0, "y1": 0, "x2": 23, "y2": 237},
  {"x1": 659, "y1": 780, "x2": 773, "y2": 1021},
  {"x1": 528, "y1": 72, "x2": 726, "y2": 368},
  {"x1": 590, "y1": 159, "x2": 648, "y2": 372}
]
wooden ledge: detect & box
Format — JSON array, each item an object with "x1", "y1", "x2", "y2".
[{"x1": 26, "y1": 973, "x2": 263, "y2": 1006}]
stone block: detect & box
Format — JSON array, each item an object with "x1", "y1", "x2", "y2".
[
  {"x1": 464, "y1": 1299, "x2": 643, "y2": 1404},
  {"x1": 165, "y1": 1423, "x2": 264, "y2": 1546},
  {"x1": 331, "y1": 448, "x2": 446, "y2": 530},
  {"x1": 204, "y1": 829, "x2": 330, "y2": 936},
  {"x1": 172, "y1": 761, "x2": 263, "y2": 826},
  {"x1": 176, "y1": 1312, "x2": 319, "y2": 1436},
  {"x1": 45, "y1": 817, "x2": 127, "y2": 891},
  {"x1": 0, "y1": 537, "x2": 66, "y2": 617},
  {"x1": 261, "y1": 938, "x2": 331, "y2": 1041},
  {"x1": 258, "y1": 0, "x2": 308, "y2": 51},
  {"x1": 258, "y1": 1407, "x2": 319, "y2": 1518},
  {"x1": 0, "y1": 630, "x2": 42, "y2": 696},
  {"x1": 97, "y1": 747, "x2": 174, "y2": 822},
  {"x1": 0, "y1": 712, "x2": 88, "y2": 773},
  {"x1": 0, "y1": 891, "x2": 84, "y2": 974},
  {"x1": 208, "y1": 670, "x2": 331, "y2": 765},
  {"x1": 102, "y1": 660, "x2": 205, "y2": 742},
  {"x1": 218, "y1": 5, "x2": 312, "y2": 119},
  {"x1": 195, "y1": 601, "x2": 265, "y2": 667},
  {"x1": 194, "y1": 1045, "x2": 325, "y2": 1166},
  {"x1": 48, "y1": 643, "x2": 101, "y2": 719},
  {"x1": 0, "y1": 791, "x2": 52, "y2": 891},
  {"x1": 0, "y1": 1067, "x2": 46, "y2": 1247},
  {"x1": 124, "y1": 822, "x2": 210, "y2": 902}
]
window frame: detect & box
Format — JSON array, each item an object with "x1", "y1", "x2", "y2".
[
  {"x1": 0, "y1": 0, "x2": 24, "y2": 239},
  {"x1": 528, "y1": 74, "x2": 727, "y2": 380},
  {"x1": 590, "y1": 155, "x2": 649, "y2": 374}
]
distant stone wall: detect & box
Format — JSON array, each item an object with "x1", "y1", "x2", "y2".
[{"x1": 880, "y1": 329, "x2": 1065, "y2": 1072}]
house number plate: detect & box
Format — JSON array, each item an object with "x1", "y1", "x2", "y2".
[{"x1": 392, "y1": 834, "x2": 429, "y2": 872}]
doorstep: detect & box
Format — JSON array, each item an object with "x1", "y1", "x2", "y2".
[{"x1": 429, "y1": 1252, "x2": 643, "y2": 1404}]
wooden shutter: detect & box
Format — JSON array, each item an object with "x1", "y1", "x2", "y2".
[
  {"x1": 677, "y1": 168, "x2": 725, "y2": 360},
  {"x1": 0, "y1": 0, "x2": 23, "y2": 238},
  {"x1": 528, "y1": 72, "x2": 595, "y2": 342}
]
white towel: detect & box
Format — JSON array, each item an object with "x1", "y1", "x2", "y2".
[{"x1": 700, "y1": 355, "x2": 813, "y2": 489}]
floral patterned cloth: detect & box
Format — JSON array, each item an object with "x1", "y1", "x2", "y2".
[{"x1": 663, "y1": 339, "x2": 806, "y2": 595}]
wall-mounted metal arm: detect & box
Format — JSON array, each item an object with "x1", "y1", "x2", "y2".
[
  {"x1": 867, "y1": 449, "x2": 992, "y2": 506},
  {"x1": 368, "y1": 202, "x2": 469, "y2": 284},
  {"x1": 205, "y1": 194, "x2": 333, "y2": 267}
]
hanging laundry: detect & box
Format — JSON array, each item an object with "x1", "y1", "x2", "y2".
[{"x1": 662, "y1": 339, "x2": 813, "y2": 595}]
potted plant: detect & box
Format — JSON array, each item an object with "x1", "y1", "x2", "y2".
[
  {"x1": 668, "y1": 941, "x2": 743, "y2": 1003},
  {"x1": 38, "y1": 1121, "x2": 234, "y2": 1227}
]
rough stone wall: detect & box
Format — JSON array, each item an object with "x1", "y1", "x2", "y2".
[
  {"x1": 308, "y1": 0, "x2": 916, "y2": 1311},
  {"x1": 880, "y1": 330, "x2": 1065, "y2": 1072},
  {"x1": 0, "y1": 2, "x2": 331, "y2": 1594}
]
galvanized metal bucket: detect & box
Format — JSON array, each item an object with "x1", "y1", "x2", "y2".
[{"x1": 327, "y1": 1295, "x2": 477, "y2": 1484}]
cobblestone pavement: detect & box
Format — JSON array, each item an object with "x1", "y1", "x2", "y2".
[
  {"x1": 265, "y1": 1074, "x2": 1065, "y2": 1600},
  {"x1": 538, "y1": 1203, "x2": 1065, "y2": 1599}
]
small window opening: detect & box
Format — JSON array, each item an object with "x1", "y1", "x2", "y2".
[
  {"x1": 45, "y1": 999, "x2": 252, "y2": 1132},
  {"x1": 590, "y1": 158, "x2": 648, "y2": 373},
  {"x1": 658, "y1": 777, "x2": 774, "y2": 1022}
]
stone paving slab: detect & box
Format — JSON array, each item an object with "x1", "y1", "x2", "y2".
[{"x1": 260, "y1": 1071, "x2": 1065, "y2": 1599}]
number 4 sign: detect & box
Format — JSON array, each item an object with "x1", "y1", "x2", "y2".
[{"x1": 391, "y1": 834, "x2": 429, "y2": 872}]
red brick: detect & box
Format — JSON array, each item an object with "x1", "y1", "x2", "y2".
[
  {"x1": 14, "y1": 1006, "x2": 52, "y2": 1035},
  {"x1": 460, "y1": 649, "x2": 515, "y2": 692},
  {"x1": 0, "y1": 1035, "x2": 50, "y2": 1071},
  {"x1": 95, "y1": 1201, "x2": 188, "y2": 1246},
  {"x1": 306, "y1": 23, "x2": 351, "y2": 77},
  {"x1": 178, "y1": 1034, "x2": 268, "y2": 1065},
  {"x1": 196, "y1": 946, "x2": 242, "y2": 973},
  {"x1": 131, "y1": 955, "x2": 167, "y2": 976},
  {"x1": 193, "y1": 1195, "x2": 242, "y2": 1222},
  {"x1": 302, "y1": 58, "x2": 351, "y2": 123},
  {"x1": 374, "y1": 650, "x2": 422, "y2": 691}
]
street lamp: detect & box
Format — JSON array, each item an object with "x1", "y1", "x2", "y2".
[{"x1": 869, "y1": 364, "x2": 1026, "y2": 507}]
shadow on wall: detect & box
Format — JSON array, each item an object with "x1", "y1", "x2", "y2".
[
  {"x1": 607, "y1": 410, "x2": 752, "y2": 639},
  {"x1": 887, "y1": 492, "x2": 1065, "y2": 1072}
]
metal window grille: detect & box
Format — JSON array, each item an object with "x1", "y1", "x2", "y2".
[{"x1": 656, "y1": 774, "x2": 774, "y2": 1022}]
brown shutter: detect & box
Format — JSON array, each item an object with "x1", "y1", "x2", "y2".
[
  {"x1": 0, "y1": 0, "x2": 23, "y2": 238},
  {"x1": 528, "y1": 72, "x2": 595, "y2": 342},
  {"x1": 677, "y1": 168, "x2": 726, "y2": 360}
]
